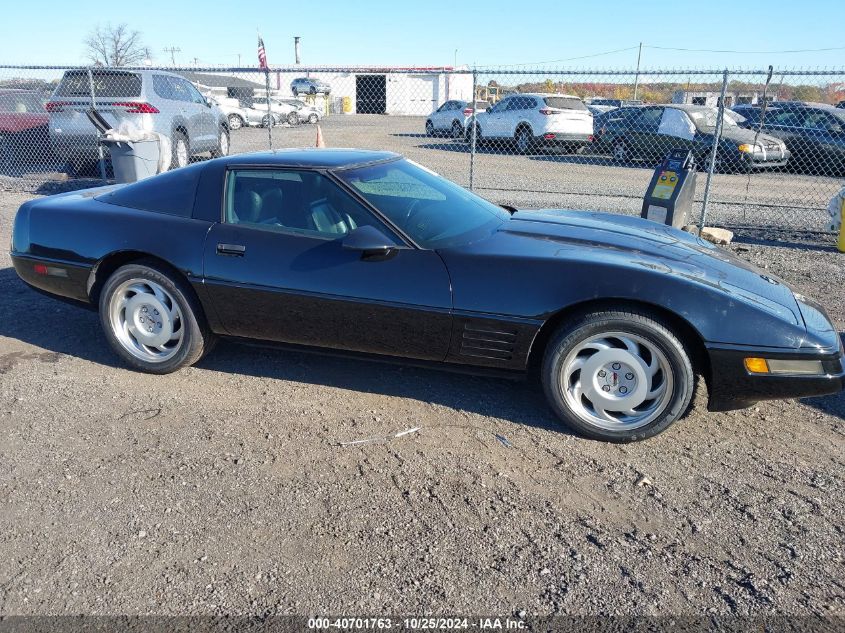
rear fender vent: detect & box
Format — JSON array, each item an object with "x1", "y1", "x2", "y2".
[{"x1": 460, "y1": 324, "x2": 517, "y2": 361}]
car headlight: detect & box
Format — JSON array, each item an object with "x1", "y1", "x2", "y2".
[{"x1": 738, "y1": 143, "x2": 762, "y2": 154}]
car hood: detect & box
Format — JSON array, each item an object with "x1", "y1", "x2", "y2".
[
  {"x1": 499, "y1": 209, "x2": 801, "y2": 321},
  {"x1": 717, "y1": 125, "x2": 782, "y2": 145}
]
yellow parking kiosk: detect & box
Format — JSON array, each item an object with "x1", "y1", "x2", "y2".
[{"x1": 641, "y1": 148, "x2": 697, "y2": 229}]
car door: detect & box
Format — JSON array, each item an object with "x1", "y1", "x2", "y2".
[
  {"x1": 797, "y1": 109, "x2": 844, "y2": 175},
  {"x1": 182, "y1": 79, "x2": 217, "y2": 147},
  {"x1": 431, "y1": 101, "x2": 452, "y2": 129},
  {"x1": 202, "y1": 168, "x2": 454, "y2": 360},
  {"x1": 656, "y1": 108, "x2": 696, "y2": 160},
  {"x1": 628, "y1": 107, "x2": 664, "y2": 160},
  {"x1": 483, "y1": 97, "x2": 511, "y2": 137},
  {"x1": 165, "y1": 77, "x2": 204, "y2": 148}
]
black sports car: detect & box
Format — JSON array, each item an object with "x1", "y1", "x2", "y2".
[{"x1": 10, "y1": 149, "x2": 844, "y2": 442}]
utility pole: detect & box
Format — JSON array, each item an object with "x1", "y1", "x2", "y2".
[
  {"x1": 454, "y1": 48, "x2": 458, "y2": 68},
  {"x1": 294, "y1": 36, "x2": 301, "y2": 64},
  {"x1": 633, "y1": 42, "x2": 643, "y2": 100},
  {"x1": 191, "y1": 57, "x2": 199, "y2": 66},
  {"x1": 163, "y1": 46, "x2": 181, "y2": 65},
  {"x1": 237, "y1": 53, "x2": 242, "y2": 67}
]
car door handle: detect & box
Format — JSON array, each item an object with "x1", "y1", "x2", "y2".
[{"x1": 217, "y1": 243, "x2": 246, "y2": 256}]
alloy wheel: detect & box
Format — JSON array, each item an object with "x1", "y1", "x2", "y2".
[
  {"x1": 108, "y1": 278, "x2": 184, "y2": 363},
  {"x1": 559, "y1": 331, "x2": 673, "y2": 431}
]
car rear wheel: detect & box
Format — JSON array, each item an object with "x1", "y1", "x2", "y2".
[
  {"x1": 227, "y1": 114, "x2": 244, "y2": 130},
  {"x1": 612, "y1": 139, "x2": 628, "y2": 163},
  {"x1": 451, "y1": 120, "x2": 463, "y2": 138},
  {"x1": 308, "y1": 113, "x2": 319, "y2": 124},
  {"x1": 261, "y1": 114, "x2": 274, "y2": 128},
  {"x1": 99, "y1": 262, "x2": 215, "y2": 374},
  {"x1": 515, "y1": 126, "x2": 534, "y2": 154},
  {"x1": 466, "y1": 122, "x2": 482, "y2": 145},
  {"x1": 541, "y1": 308, "x2": 695, "y2": 442},
  {"x1": 286, "y1": 111, "x2": 299, "y2": 126},
  {"x1": 210, "y1": 127, "x2": 229, "y2": 158},
  {"x1": 172, "y1": 132, "x2": 189, "y2": 169}
]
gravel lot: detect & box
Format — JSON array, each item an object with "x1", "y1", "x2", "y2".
[{"x1": 0, "y1": 139, "x2": 844, "y2": 622}]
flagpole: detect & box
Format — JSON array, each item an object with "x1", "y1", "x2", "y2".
[{"x1": 258, "y1": 30, "x2": 273, "y2": 150}]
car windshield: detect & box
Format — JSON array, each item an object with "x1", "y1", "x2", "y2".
[
  {"x1": 544, "y1": 97, "x2": 588, "y2": 111},
  {"x1": 338, "y1": 159, "x2": 510, "y2": 249},
  {"x1": 686, "y1": 108, "x2": 738, "y2": 130}
]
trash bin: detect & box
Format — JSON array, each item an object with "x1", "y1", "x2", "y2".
[{"x1": 104, "y1": 138, "x2": 160, "y2": 183}]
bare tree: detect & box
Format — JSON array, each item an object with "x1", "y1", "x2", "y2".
[{"x1": 84, "y1": 23, "x2": 147, "y2": 67}]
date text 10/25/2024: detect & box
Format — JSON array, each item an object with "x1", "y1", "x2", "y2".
[{"x1": 307, "y1": 617, "x2": 527, "y2": 630}]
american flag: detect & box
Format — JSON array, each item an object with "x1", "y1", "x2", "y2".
[{"x1": 257, "y1": 36, "x2": 267, "y2": 69}]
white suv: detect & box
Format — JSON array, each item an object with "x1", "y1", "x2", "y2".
[{"x1": 468, "y1": 93, "x2": 593, "y2": 154}]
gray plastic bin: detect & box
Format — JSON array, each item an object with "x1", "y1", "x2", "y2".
[{"x1": 105, "y1": 138, "x2": 160, "y2": 183}]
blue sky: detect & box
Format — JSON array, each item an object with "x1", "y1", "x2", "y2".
[{"x1": 3, "y1": 0, "x2": 844, "y2": 69}]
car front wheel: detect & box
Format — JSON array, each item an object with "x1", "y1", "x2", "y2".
[
  {"x1": 308, "y1": 113, "x2": 319, "y2": 124},
  {"x1": 99, "y1": 262, "x2": 215, "y2": 374},
  {"x1": 227, "y1": 114, "x2": 244, "y2": 130},
  {"x1": 425, "y1": 120, "x2": 434, "y2": 136},
  {"x1": 541, "y1": 308, "x2": 695, "y2": 442},
  {"x1": 515, "y1": 126, "x2": 534, "y2": 154}
]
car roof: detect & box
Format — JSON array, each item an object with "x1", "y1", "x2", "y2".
[
  {"x1": 517, "y1": 93, "x2": 582, "y2": 100},
  {"x1": 221, "y1": 148, "x2": 401, "y2": 169}
]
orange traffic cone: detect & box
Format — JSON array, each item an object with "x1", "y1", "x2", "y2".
[{"x1": 315, "y1": 125, "x2": 326, "y2": 148}]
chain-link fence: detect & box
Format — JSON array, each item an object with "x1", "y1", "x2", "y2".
[{"x1": 1, "y1": 64, "x2": 843, "y2": 232}]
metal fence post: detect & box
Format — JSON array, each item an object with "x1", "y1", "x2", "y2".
[
  {"x1": 469, "y1": 69, "x2": 477, "y2": 191},
  {"x1": 87, "y1": 67, "x2": 107, "y2": 182},
  {"x1": 263, "y1": 68, "x2": 273, "y2": 150},
  {"x1": 699, "y1": 69, "x2": 729, "y2": 229}
]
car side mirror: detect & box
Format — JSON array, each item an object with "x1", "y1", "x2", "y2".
[
  {"x1": 342, "y1": 225, "x2": 402, "y2": 260},
  {"x1": 829, "y1": 124, "x2": 843, "y2": 135}
]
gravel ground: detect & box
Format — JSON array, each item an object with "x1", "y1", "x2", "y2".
[{"x1": 0, "y1": 174, "x2": 843, "y2": 621}]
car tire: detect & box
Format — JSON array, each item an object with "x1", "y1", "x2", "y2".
[
  {"x1": 612, "y1": 139, "x2": 628, "y2": 163},
  {"x1": 261, "y1": 114, "x2": 274, "y2": 128},
  {"x1": 451, "y1": 120, "x2": 463, "y2": 139},
  {"x1": 541, "y1": 308, "x2": 695, "y2": 442},
  {"x1": 99, "y1": 261, "x2": 215, "y2": 375},
  {"x1": 307, "y1": 113, "x2": 319, "y2": 124},
  {"x1": 172, "y1": 131, "x2": 190, "y2": 169},
  {"x1": 286, "y1": 111, "x2": 299, "y2": 126},
  {"x1": 227, "y1": 114, "x2": 244, "y2": 130},
  {"x1": 515, "y1": 126, "x2": 534, "y2": 154},
  {"x1": 210, "y1": 127, "x2": 229, "y2": 158},
  {"x1": 309, "y1": 87, "x2": 316, "y2": 95},
  {"x1": 466, "y1": 122, "x2": 482, "y2": 145},
  {"x1": 425, "y1": 120, "x2": 434, "y2": 136}
]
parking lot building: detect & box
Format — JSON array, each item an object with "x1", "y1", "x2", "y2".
[
  {"x1": 184, "y1": 67, "x2": 474, "y2": 116},
  {"x1": 672, "y1": 89, "x2": 770, "y2": 108}
]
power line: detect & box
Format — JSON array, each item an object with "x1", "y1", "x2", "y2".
[
  {"x1": 645, "y1": 44, "x2": 845, "y2": 54},
  {"x1": 477, "y1": 45, "x2": 639, "y2": 69}
]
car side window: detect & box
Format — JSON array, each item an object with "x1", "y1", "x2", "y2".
[
  {"x1": 152, "y1": 75, "x2": 174, "y2": 100},
  {"x1": 225, "y1": 170, "x2": 389, "y2": 239},
  {"x1": 183, "y1": 81, "x2": 206, "y2": 105},
  {"x1": 632, "y1": 108, "x2": 663, "y2": 130},
  {"x1": 771, "y1": 110, "x2": 799, "y2": 127}
]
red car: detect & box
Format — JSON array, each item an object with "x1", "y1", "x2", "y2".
[{"x1": 0, "y1": 89, "x2": 51, "y2": 171}]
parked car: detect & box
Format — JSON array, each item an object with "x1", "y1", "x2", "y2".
[
  {"x1": 587, "y1": 104, "x2": 616, "y2": 117},
  {"x1": 467, "y1": 93, "x2": 593, "y2": 154},
  {"x1": 280, "y1": 98, "x2": 322, "y2": 124},
  {"x1": 47, "y1": 69, "x2": 229, "y2": 173},
  {"x1": 251, "y1": 97, "x2": 300, "y2": 126},
  {"x1": 593, "y1": 104, "x2": 789, "y2": 172},
  {"x1": 732, "y1": 102, "x2": 845, "y2": 176},
  {"x1": 425, "y1": 100, "x2": 487, "y2": 138},
  {"x1": 290, "y1": 77, "x2": 331, "y2": 96},
  {"x1": 588, "y1": 98, "x2": 643, "y2": 108},
  {"x1": 207, "y1": 96, "x2": 249, "y2": 131},
  {"x1": 0, "y1": 89, "x2": 51, "y2": 170},
  {"x1": 11, "y1": 149, "x2": 844, "y2": 442}
]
